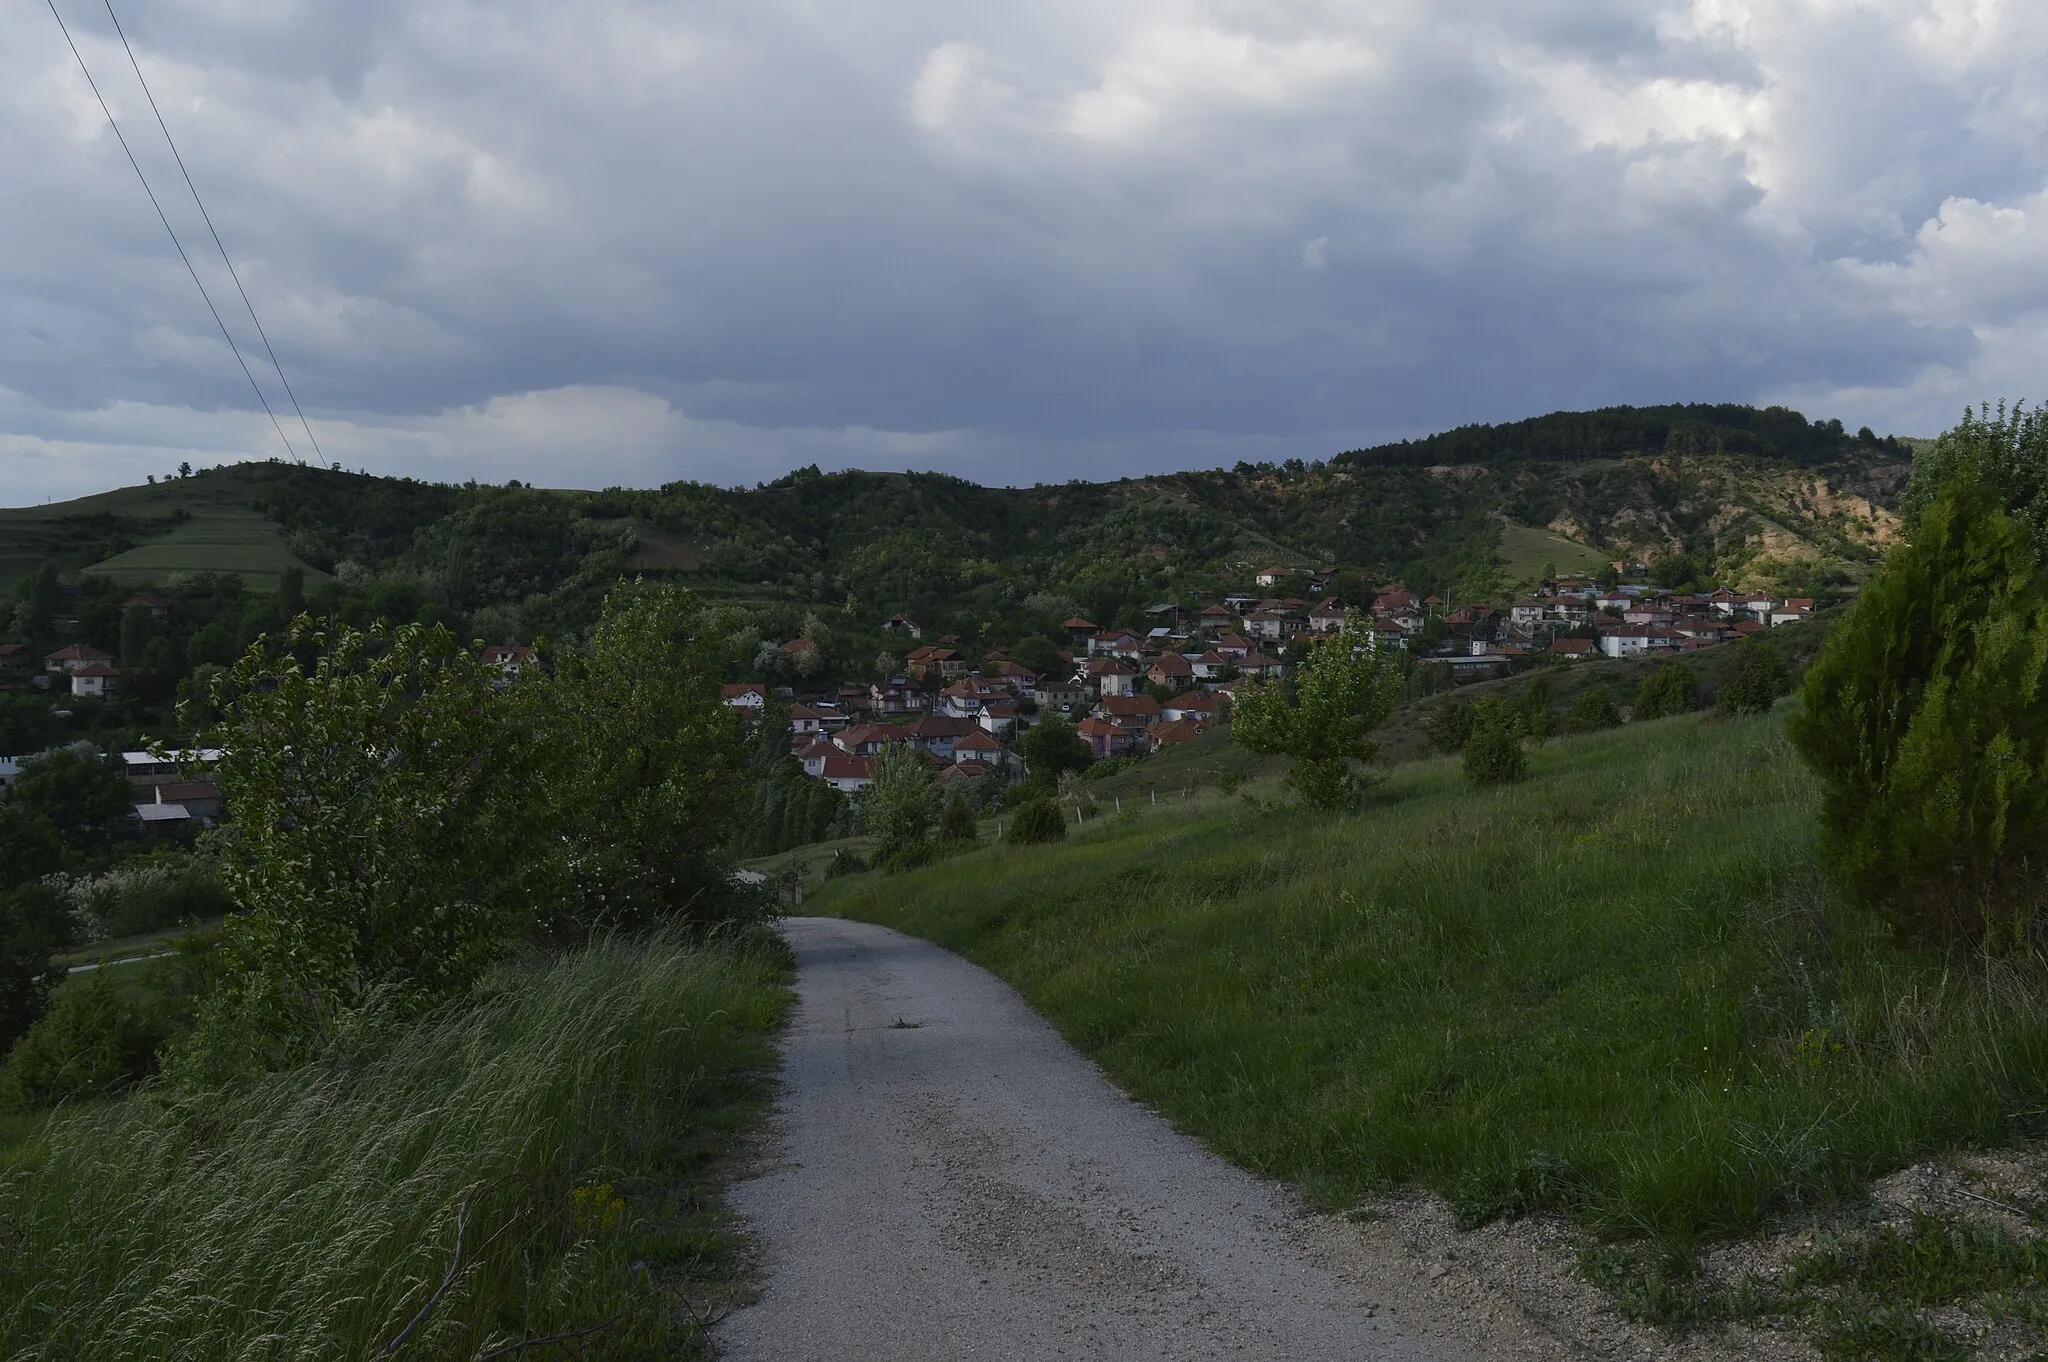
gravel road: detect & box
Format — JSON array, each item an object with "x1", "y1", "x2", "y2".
[{"x1": 715, "y1": 916, "x2": 1465, "y2": 1362}]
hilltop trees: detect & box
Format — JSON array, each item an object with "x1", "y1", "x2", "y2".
[{"x1": 1232, "y1": 623, "x2": 1402, "y2": 809}]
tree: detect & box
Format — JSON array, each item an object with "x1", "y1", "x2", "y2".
[
  {"x1": 1715, "y1": 638, "x2": 1789, "y2": 715},
  {"x1": 1568, "y1": 685, "x2": 1619, "y2": 731},
  {"x1": 119, "y1": 603, "x2": 153, "y2": 668},
  {"x1": 1901, "y1": 401, "x2": 2048, "y2": 556},
  {"x1": 1004, "y1": 796, "x2": 1066, "y2": 845},
  {"x1": 277, "y1": 565, "x2": 306, "y2": 619},
  {"x1": 0, "y1": 806, "x2": 63, "y2": 893},
  {"x1": 1462, "y1": 698, "x2": 1528, "y2": 785},
  {"x1": 863, "y1": 743, "x2": 940, "y2": 870},
  {"x1": 938, "y1": 795, "x2": 977, "y2": 844},
  {"x1": 1425, "y1": 697, "x2": 1474, "y2": 753},
  {"x1": 1521, "y1": 674, "x2": 1556, "y2": 742},
  {"x1": 14, "y1": 749, "x2": 132, "y2": 848},
  {"x1": 1232, "y1": 623, "x2": 1403, "y2": 809},
  {"x1": 1789, "y1": 474, "x2": 2048, "y2": 945},
  {"x1": 199, "y1": 617, "x2": 552, "y2": 1056},
  {"x1": 178, "y1": 460, "x2": 191, "y2": 478},
  {"x1": 1020, "y1": 714, "x2": 1092, "y2": 785},
  {"x1": 0, "y1": 884, "x2": 69, "y2": 1059},
  {"x1": 526, "y1": 583, "x2": 751, "y2": 932},
  {"x1": 1632, "y1": 662, "x2": 1698, "y2": 721}
]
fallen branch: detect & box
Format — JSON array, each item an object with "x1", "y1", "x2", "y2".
[{"x1": 374, "y1": 1201, "x2": 471, "y2": 1359}]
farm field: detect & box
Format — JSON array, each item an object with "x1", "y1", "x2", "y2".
[
  {"x1": 1496, "y1": 520, "x2": 1613, "y2": 583},
  {"x1": 83, "y1": 510, "x2": 316, "y2": 590}
]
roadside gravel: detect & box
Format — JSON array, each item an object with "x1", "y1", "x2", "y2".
[{"x1": 715, "y1": 916, "x2": 1465, "y2": 1361}]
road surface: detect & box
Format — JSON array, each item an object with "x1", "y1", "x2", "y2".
[{"x1": 716, "y1": 916, "x2": 1462, "y2": 1362}]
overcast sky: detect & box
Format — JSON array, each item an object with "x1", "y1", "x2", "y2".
[{"x1": 5, "y1": 1, "x2": 2047, "y2": 504}]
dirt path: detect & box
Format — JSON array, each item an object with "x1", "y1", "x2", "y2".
[{"x1": 715, "y1": 916, "x2": 1465, "y2": 1362}]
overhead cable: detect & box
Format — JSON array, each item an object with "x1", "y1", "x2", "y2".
[
  {"x1": 44, "y1": 0, "x2": 298, "y2": 459},
  {"x1": 102, "y1": 0, "x2": 325, "y2": 462}
]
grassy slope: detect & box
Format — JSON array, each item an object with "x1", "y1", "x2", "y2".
[
  {"x1": 0, "y1": 931, "x2": 791, "y2": 1360},
  {"x1": 0, "y1": 472, "x2": 320, "y2": 592},
  {"x1": 1496, "y1": 521, "x2": 1612, "y2": 582},
  {"x1": 815, "y1": 712, "x2": 2048, "y2": 1244}
]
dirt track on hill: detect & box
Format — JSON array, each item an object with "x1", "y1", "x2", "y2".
[{"x1": 715, "y1": 916, "x2": 1464, "y2": 1362}]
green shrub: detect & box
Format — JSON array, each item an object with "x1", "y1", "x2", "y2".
[
  {"x1": 1790, "y1": 475, "x2": 2048, "y2": 945},
  {"x1": 0, "y1": 972, "x2": 162, "y2": 1112},
  {"x1": 938, "y1": 796, "x2": 977, "y2": 843},
  {"x1": 1212, "y1": 768, "x2": 1247, "y2": 795},
  {"x1": 1461, "y1": 698, "x2": 1528, "y2": 785},
  {"x1": 1005, "y1": 798, "x2": 1068, "y2": 845},
  {"x1": 1632, "y1": 661, "x2": 1699, "y2": 720},
  {"x1": 1080, "y1": 756, "x2": 1134, "y2": 782},
  {"x1": 1521, "y1": 675, "x2": 1557, "y2": 743},
  {"x1": 0, "y1": 885, "x2": 67, "y2": 1059},
  {"x1": 823, "y1": 850, "x2": 869, "y2": 879},
  {"x1": 1568, "y1": 685, "x2": 1619, "y2": 731},
  {"x1": 1425, "y1": 697, "x2": 1474, "y2": 753},
  {"x1": 1715, "y1": 637, "x2": 1789, "y2": 715}
]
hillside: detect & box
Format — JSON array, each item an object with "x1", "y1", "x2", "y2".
[
  {"x1": 1, "y1": 403, "x2": 1914, "y2": 630},
  {"x1": 813, "y1": 706, "x2": 2048, "y2": 1354}
]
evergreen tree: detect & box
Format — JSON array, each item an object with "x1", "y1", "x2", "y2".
[
  {"x1": 1790, "y1": 475, "x2": 2048, "y2": 944},
  {"x1": 1461, "y1": 698, "x2": 1528, "y2": 786},
  {"x1": 1715, "y1": 638, "x2": 1789, "y2": 715}
]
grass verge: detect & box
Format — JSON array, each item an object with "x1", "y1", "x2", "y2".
[
  {"x1": 0, "y1": 929, "x2": 790, "y2": 1360},
  {"x1": 814, "y1": 711, "x2": 2048, "y2": 1248}
]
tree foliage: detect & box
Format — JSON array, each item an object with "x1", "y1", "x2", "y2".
[
  {"x1": 1461, "y1": 698, "x2": 1528, "y2": 786},
  {"x1": 1631, "y1": 662, "x2": 1699, "y2": 721},
  {"x1": 1715, "y1": 638, "x2": 1789, "y2": 715},
  {"x1": 1232, "y1": 625, "x2": 1402, "y2": 808},
  {"x1": 1901, "y1": 402, "x2": 2048, "y2": 557},
  {"x1": 863, "y1": 744, "x2": 941, "y2": 871},
  {"x1": 1020, "y1": 714, "x2": 1092, "y2": 785},
  {"x1": 1789, "y1": 475, "x2": 2048, "y2": 945},
  {"x1": 1004, "y1": 796, "x2": 1067, "y2": 846}
]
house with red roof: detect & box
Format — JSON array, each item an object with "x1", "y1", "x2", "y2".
[
  {"x1": 1075, "y1": 716, "x2": 1137, "y2": 760},
  {"x1": 70, "y1": 663, "x2": 120, "y2": 699},
  {"x1": 44, "y1": 643, "x2": 113, "y2": 675}
]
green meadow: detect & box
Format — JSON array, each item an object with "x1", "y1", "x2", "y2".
[{"x1": 815, "y1": 711, "x2": 2048, "y2": 1246}]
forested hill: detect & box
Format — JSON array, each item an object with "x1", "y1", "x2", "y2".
[{"x1": 2, "y1": 402, "x2": 1915, "y2": 640}]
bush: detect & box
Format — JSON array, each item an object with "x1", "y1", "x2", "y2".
[
  {"x1": 0, "y1": 971, "x2": 162, "y2": 1112},
  {"x1": 1568, "y1": 685, "x2": 1619, "y2": 731},
  {"x1": 938, "y1": 796, "x2": 977, "y2": 844},
  {"x1": 1212, "y1": 768, "x2": 1247, "y2": 795},
  {"x1": 1425, "y1": 697, "x2": 1474, "y2": 753},
  {"x1": 1631, "y1": 661, "x2": 1699, "y2": 721},
  {"x1": 863, "y1": 744, "x2": 941, "y2": 872},
  {"x1": 1790, "y1": 474, "x2": 2048, "y2": 945},
  {"x1": 1462, "y1": 698, "x2": 1528, "y2": 786},
  {"x1": 1521, "y1": 675, "x2": 1557, "y2": 743},
  {"x1": 0, "y1": 886, "x2": 66, "y2": 1060},
  {"x1": 1080, "y1": 756, "x2": 1134, "y2": 782},
  {"x1": 823, "y1": 850, "x2": 869, "y2": 879},
  {"x1": 1715, "y1": 637, "x2": 1790, "y2": 715},
  {"x1": 1004, "y1": 798, "x2": 1068, "y2": 845}
]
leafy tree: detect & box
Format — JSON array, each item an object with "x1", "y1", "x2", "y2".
[
  {"x1": 1020, "y1": 714, "x2": 1092, "y2": 785},
  {"x1": 278, "y1": 565, "x2": 305, "y2": 618},
  {"x1": 0, "y1": 884, "x2": 69, "y2": 1059},
  {"x1": 1715, "y1": 637, "x2": 1789, "y2": 715},
  {"x1": 1901, "y1": 401, "x2": 2048, "y2": 556},
  {"x1": 1462, "y1": 698, "x2": 1528, "y2": 785},
  {"x1": 198, "y1": 618, "x2": 552, "y2": 1057},
  {"x1": 0, "y1": 693, "x2": 59, "y2": 760},
  {"x1": 119, "y1": 604, "x2": 154, "y2": 667},
  {"x1": 14, "y1": 749, "x2": 132, "y2": 848},
  {"x1": 0, "y1": 806, "x2": 63, "y2": 893},
  {"x1": 1426, "y1": 697, "x2": 1474, "y2": 753},
  {"x1": 525, "y1": 583, "x2": 751, "y2": 932},
  {"x1": 938, "y1": 795, "x2": 977, "y2": 843},
  {"x1": 1232, "y1": 624, "x2": 1403, "y2": 809},
  {"x1": 1004, "y1": 796, "x2": 1067, "y2": 845},
  {"x1": 863, "y1": 744, "x2": 940, "y2": 871},
  {"x1": 1789, "y1": 475, "x2": 2048, "y2": 945},
  {"x1": 1568, "y1": 685, "x2": 1619, "y2": 731},
  {"x1": 1632, "y1": 662, "x2": 1698, "y2": 721}
]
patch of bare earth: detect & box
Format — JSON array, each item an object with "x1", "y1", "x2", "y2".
[{"x1": 1294, "y1": 1145, "x2": 2048, "y2": 1362}]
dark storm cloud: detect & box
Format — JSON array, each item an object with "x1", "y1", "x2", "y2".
[{"x1": 4, "y1": 0, "x2": 2047, "y2": 502}]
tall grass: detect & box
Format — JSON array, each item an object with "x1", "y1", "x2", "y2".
[
  {"x1": 0, "y1": 931, "x2": 789, "y2": 1360},
  {"x1": 818, "y1": 713, "x2": 2048, "y2": 1242}
]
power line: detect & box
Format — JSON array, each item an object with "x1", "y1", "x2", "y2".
[
  {"x1": 43, "y1": 0, "x2": 298, "y2": 460},
  {"x1": 101, "y1": 0, "x2": 324, "y2": 463}
]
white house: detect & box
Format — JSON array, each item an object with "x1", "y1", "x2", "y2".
[
  {"x1": 70, "y1": 664, "x2": 119, "y2": 699},
  {"x1": 721, "y1": 683, "x2": 767, "y2": 711},
  {"x1": 818, "y1": 755, "x2": 874, "y2": 793},
  {"x1": 1255, "y1": 566, "x2": 1294, "y2": 587},
  {"x1": 1596, "y1": 624, "x2": 1681, "y2": 658}
]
